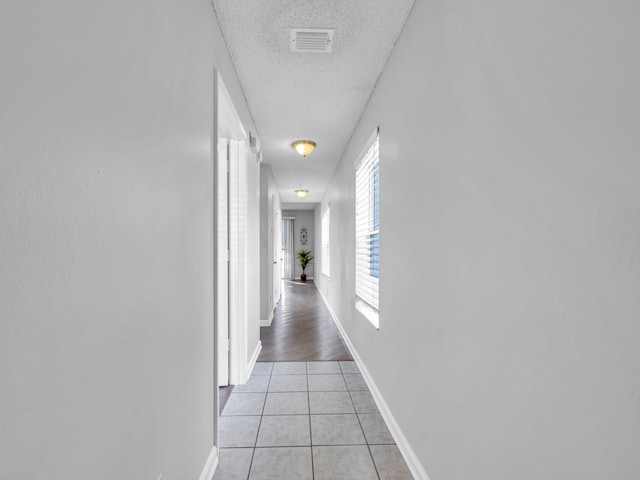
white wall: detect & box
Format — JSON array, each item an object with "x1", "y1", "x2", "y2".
[
  {"x1": 0, "y1": 0, "x2": 256, "y2": 478},
  {"x1": 283, "y1": 210, "x2": 315, "y2": 279},
  {"x1": 260, "y1": 165, "x2": 281, "y2": 321},
  {"x1": 317, "y1": 0, "x2": 640, "y2": 478}
]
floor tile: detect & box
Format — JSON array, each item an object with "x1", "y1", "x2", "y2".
[
  {"x1": 350, "y1": 390, "x2": 379, "y2": 413},
  {"x1": 256, "y1": 415, "x2": 311, "y2": 447},
  {"x1": 307, "y1": 374, "x2": 347, "y2": 392},
  {"x1": 233, "y1": 375, "x2": 270, "y2": 393},
  {"x1": 307, "y1": 361, "x2": 341, "y2": 374},
  {"x1": 344, "y1": 373, "x2": 369, "y2": 391},
  {"x1": 272, "y1": 362, "x2": 306, "y2": 375},
  {"x1": 221, "y1": 392, "x2": 266, "y2": 416},
  {"x1": 309, "y1": 391, "x2": 355, "y2": 414},
  {"x1": 310, "y1": 414, "x2": 365, "y2": 445},
  {"x1": 213, "y1": 448, "x2": 254, "y2": 480},
  {"x1": 369, "y1": 444, "x2": 413, "y2": 479},
  {"x1": 249, "y1": 447, "x2": 313, "y2": 480},
  {"x1": 251, "y1": 362, "x2": 274, "y2": 376},
  {"x1": 219, "y1": 416, "x2": 261, "y2": 447},
  {"x1": 263, "y1": 392, "x2": 309, "y2": 415},
  {"x1": 268, "y1": 374, "x2": 308, "y2": 392},
  {"x1": 312, "y1": 445, "x2": 378, "y2": 480},
  {"x1": 339, "y1": 361, "x2": 360, "y2": 374},
  {"x1": 359, "y1": 413, "x2": 395, "y2": 444}
]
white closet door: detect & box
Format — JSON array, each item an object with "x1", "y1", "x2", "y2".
[{"x1": 217, "y1": 138, "x2": 229, "y2": 387}]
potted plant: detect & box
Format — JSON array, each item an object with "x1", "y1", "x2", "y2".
[{"x1": 296, "y1": 249, "x2": 314, "y2": 282}]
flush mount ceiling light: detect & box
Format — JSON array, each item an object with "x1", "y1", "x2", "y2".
[
  {"x1": 295, "y1": 188, "x2": 309, "y2": 198},
  {"x1": 292, "y1": 140, "x2": 316, "y2": 157}
]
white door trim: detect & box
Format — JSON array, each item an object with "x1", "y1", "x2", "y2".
[
  {"x1": 214, "y1": 70, "x2": 250, "y2": 449},
  {"x1": 198, "y1": 445, "x2": 219, "y2": 480}
]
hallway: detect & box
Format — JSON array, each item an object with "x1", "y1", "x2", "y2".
[
  {"x1": 214, "y1": 282, "x2": 412, "y2": 479},
  {"x1": 3, "y1": 1, "x2": 639, "y2": 479}
]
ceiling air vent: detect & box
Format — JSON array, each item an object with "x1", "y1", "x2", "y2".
[{"x1": 290, "y1": 28, "x2": 334, "y2": 53}]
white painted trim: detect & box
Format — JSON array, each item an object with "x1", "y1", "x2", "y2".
[
  {"x1": 261, "y1": 306, "x2": 276, "y2": 327},
  {"x1": 212, "y1": 68, "x2": 220, "y2": 453},
  {"x1": 246, "y1": 341, "x2": 262, "y2": 379},
  {"x1": 198, "y1": 445, "x2": 219, "y2": 480},
  {"x1": 353, "y1": 126, "x2": 380, "y2": 169},
  {"x1": 217, "y1": 70, "x2": 249, "y2": 391},
  {"x1": 217, "y1": 72, "x2": 246, "y2": 139},
  {"x1": 317, "y1": 289, "x2": 430, "y2": 480}
]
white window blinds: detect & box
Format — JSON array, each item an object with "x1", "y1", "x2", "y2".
[
  {"x1": 355, "y1": 130, "x2": 380, "y2": 328},
  {"x1": 321, "y1": 205, "x2": 330, "y2": 277}
]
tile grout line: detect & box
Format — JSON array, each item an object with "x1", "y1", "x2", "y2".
[
  {"x1": 306, "y1": 364, "x2": 315, "y2": 480},
  {"x1": 224, "y1": 442, "x2": 390, "y2": 448},
  {"x1": 251, "y1": 362, "x2": 314, "y2": 479},
  {"x1": 343, "y1": 364, "x2": 383, "y2": 480},
  {"x1": 244, "y1": 369, "x2": 271, "y2": 480},
  {"x1": 235, "y1": 362, "x2": 393, "y2": 479}
]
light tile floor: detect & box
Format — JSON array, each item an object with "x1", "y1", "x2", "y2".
[{"x1": 214, "y1": 361, "x2": 413, "y2": 480}]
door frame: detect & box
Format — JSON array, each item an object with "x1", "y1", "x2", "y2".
[
  {"x1": 273, "y1": 206, "x2": 282, "y2": 309},
  {"x1": 213, "y1": 70, "x2": 247, "y2": 448}
]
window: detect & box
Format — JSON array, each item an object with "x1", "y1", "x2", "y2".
[
  {"x1": 355, "y1": 129, "x2": 380, "y2": 328},
  {"x1": 321, "y1": 205, "x2": 331, "y2": 277}
]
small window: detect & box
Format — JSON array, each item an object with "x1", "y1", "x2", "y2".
[
  {"x1": 321, "y1": 205, "x2": 331, "y2": 277},
  {"x1": 355, "y1": 129, "x2": 380, "y2": 328}
]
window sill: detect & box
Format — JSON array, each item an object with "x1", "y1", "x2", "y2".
[{"x1": 355, "y1": 299, "x2": 379, "y2": 330}]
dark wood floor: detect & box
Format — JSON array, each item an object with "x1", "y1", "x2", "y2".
[
  {"x1": 219, "y1": 280, "x2": 351, "y2": 412},
  {"x1": 258, "y1": 280, "x2": 353, "y2": 362}
]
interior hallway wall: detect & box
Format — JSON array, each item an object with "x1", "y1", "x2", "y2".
[
  {"x1": 0, "y1": 0, "x2": 256, "y2": 478},
  {"x1": 283, "y1": 210, "x2": 315, "y2": 280},
  {"x1": 316, "y1": 0, "x2": 640, "y2": 478},
  {"x1": 260, "y1": 165, "x2": 282, "y2": 322}
]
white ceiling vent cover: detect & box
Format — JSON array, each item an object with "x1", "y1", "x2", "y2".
[{"x1": 290, "y1": 28, "x2": 334, "y2": 53}]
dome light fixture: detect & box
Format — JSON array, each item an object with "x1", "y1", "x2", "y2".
[
  {"x1": 295, "y1": 188, "x2": 309, "y2": 198},
  {"x1": 292, "y1": 140, "x2": 316, "y2": 157}
]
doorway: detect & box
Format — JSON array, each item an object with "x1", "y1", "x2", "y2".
[
  {"x1": 273, "y1": 208, "x2": 282, "y2": 307},
  {"x1": 282, "y1": 217, "x2": 295, "y2": 280},
  {"x1": 214, "y1": 71, "x2": 249, "y2": 449}
]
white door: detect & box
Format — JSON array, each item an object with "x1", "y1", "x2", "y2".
[
  {"x1": 214, "y1": 71, "x2": 250, "y2": 452},
  {"x1": 228, "y1": 139, "x2": 248, "y2": 385},
  {"x1": 273, "y1": 208, "x2": 281, "y2": 306},
  {"x1": 217, "y1": 138, "x2": 230, "y2": 387}
]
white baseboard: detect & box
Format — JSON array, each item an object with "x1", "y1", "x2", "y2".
[
  {"x1": 246, "y1": 341, "x2": 262, "y2": 378},
  {"x1": 198, "y1": 445, "x2": 218, "y2": 480},
  {"x1": 317, "y1": 289, "x2": 430, "y2": 480},
  {"x1": 260, "y1": 307, "x2": 275, "y2": 327}
]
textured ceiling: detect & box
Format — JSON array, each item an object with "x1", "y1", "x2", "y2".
[{"x1": 211, "y1": 0, "x2": 416, "y2": 205}]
